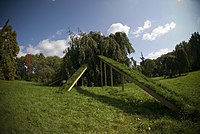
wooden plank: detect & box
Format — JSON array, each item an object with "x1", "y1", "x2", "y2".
[{"x1": 67, "y1": 66, "x2": 87, "y2": 91}]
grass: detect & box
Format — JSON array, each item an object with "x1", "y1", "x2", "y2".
[
  {"x1": 154, "y1": 71, "x2": 200, "y2": 117},
  {"x1": 98, "y1": 56, "x2": 200, "y2": 116},
  {"x1": 0, "y1": 79, "x2": 200, "y2": 133},
  {"x1": 61, "y1": 64, "x2": 87, "y2": 91}
]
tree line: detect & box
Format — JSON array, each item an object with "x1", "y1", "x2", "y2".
[
  {"x1": 0, "y1": 21, "x2": 135, "y2": 85},
  {"x1": 1, "y1": 21, "x2": 199, "y2": 83},
  {"x1": 139, "y1": 32, "x2": 200, "y2": 78}
]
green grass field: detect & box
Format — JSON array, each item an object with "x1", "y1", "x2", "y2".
[{"x1": 0, "y1": 71, "x2": 200, "y2": 133}]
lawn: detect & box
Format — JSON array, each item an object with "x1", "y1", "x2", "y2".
[
  {"x1": 0, "y1": 76, "x2": 200, "y2": 133},
  {"x1": 154, "y1": 71, "x2": 200, "y2": 118}
]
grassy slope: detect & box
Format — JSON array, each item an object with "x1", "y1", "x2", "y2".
[
  {"x1": 98, "y1": 56, "x2": 200, "y2": 115},
  {"x1": 0, "y1": 80, "x2": 200, "y2": 133},
  {"x1": 154, "y1": 71, "x2": 200, "y2": 116},
  {"x1": 61, "y1": 64, "x2": 87, "y2": 91}
]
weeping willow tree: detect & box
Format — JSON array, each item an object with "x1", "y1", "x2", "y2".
[{"x1": 60, "y1": 31, "x2": 135, "y2": 86}]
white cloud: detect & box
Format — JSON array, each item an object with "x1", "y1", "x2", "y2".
[
  {"x1": 177, "y1": 0, "x2": 182, "y2": 3},
  {"x1": 55, "y1": 29, "x2": 64, "y2": 35},
  {"x1": 147, "y1": 48, "x2": 171, "y2": 59},
  {"x1": 51, "y1": 29, "x2": 65, "y2": 39},
  {"x1": 107, "y1": 23, "x2": 130, "y2": 35},
  {"x1": 133, "y1": 20, "x2": 151, "y2": 37},
  {"x1": 17, "y1": 45, "x2": 26, "y2": 57},
  {"x1": 143, "y1": 21, "x2": 176, "y2": 41},
  {"x1": 18, "y1": 38, "x2": 70, "y2": 58}
]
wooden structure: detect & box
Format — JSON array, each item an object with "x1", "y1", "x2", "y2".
[
  {"x1": 61, "y1": 65, "x2": 87, "y2": 92},
  {"x1": 99, "y1": 55, "x2": 179, "y2": 112}
]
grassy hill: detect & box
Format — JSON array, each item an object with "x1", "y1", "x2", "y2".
[{"x1": 0, "y1": 71, "x2": 200, "y2": 133}]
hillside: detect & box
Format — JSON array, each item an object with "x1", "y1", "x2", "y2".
[{"x1": 0, "y1": 71, "x2": 200, "y2": 133}]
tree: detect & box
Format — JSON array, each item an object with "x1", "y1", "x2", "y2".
[
  {"x1": 0, "y1": 20, "x2": 19, "y2": 80},
  {"x1": 60, "y1": 31, "x2": 135, "y2": 86},
  {"x1": 175, "y1": 47, "x2": 190, "y2": 75},
  {"x1": 187, "y1": 32, "x2": 200, "y2": 70},
  {"x1": 141, "y1": 59, "x2": 156, "y2": 77},
  {"x1": 16, "y1": 54, "x2": 62, "y2": 83}
]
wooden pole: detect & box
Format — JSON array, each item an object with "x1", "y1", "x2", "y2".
[
  {"x1": 110, "y1": 66, "x2": 113, "y2": 87},
  {"x1": 104, "y1": 62, "x2": 107, "y2": 86},
  {"x1": 100, "y1": 60, "x2": 103, "y2": 86},
  {"x1": 121, "y1": 75, "x2": 124, "y2": 91},
  {"x1": 82, "y1": 76, "x2": 84, "y2": 86}
]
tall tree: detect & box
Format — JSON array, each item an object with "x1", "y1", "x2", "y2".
[
  {"x1": 0, "y1": 20, "x2": 19, "y2": 80},
  {"x1": 188, "y1": 32, "x2": 200, "y2": 70},
  {"x1": 61, "y1": 31, "x2": 134, "y2": 86},
  {"x1": 175, "y1": 47, "x2": 190, "y2": 75},
  {"x1": 142, "y1": 59, "x2": 156, "y2": 77}
]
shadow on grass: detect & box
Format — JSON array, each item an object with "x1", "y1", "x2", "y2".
[{"x1": 76, "y1": 87, "x2": 177, "y2": 119}]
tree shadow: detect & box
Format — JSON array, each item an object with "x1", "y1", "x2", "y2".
[{"x1": 76, "y1": 87, "x2": 178, "y2": 119}]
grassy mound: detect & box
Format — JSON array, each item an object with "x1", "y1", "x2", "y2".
[
  {"x1": 61, "y1": 64, "x2": 87, "y2": 91},
  {"x1": 0, "y1": 80, "x2": 199, "y2": 133},
  {"x1": 98, "y1": 55, "x2": 200, "y2": 117}
]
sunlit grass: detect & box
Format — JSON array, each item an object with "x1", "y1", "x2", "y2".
[{"x1": 0, "y1": 79, "x2": 200, "y2": 133}]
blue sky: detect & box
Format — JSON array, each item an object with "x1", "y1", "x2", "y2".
[{"x1": 0, "y1": 0, "x2": 200, "y2": 63}]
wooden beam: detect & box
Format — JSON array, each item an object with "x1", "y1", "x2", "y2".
[
  {"x1": 104, "y1": 61, "x2": 107, "y2": 86},
  {"x1": 121, "y1": 75, "x2": 124, "y2": 91},
  {"x1": 82, "y1": 76, "x2": 84, "y2": 86},
  {"x1": 66, "y1": 65, "x2": 87, "y2": 92},
  {"x1": 100, "y1": 60, "x2": 103, "y2": 86},
  {"x1": 110, "y1": 66, "x2": 113, "y2": 87}
]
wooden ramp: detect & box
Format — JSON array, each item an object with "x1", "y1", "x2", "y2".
[
  {"x1": 61, "y1": 65, "x2": 87, "y2": 92},
  {"x1": 98, "y1": 55, "x2": 179, "y2": 112}
]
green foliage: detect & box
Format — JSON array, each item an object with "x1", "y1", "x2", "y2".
[
  {"x1": 141, "y1": 59, "x2": 156, "y2": 77},
  {"x1": 99, "y1": 56, "x2": 200, "y2": 116},
  {"x1": 175, "y1": 47, "x2": 190, "y2": 74},
  {"x1": 188, "y1": 32, "x2": 200, "y2": 70},
  {"x1": 140, "y1": 32, "x2": 200, "y2": 77},
  {"x1": 61, "y1": 64, "x2": 87, "y2": 91},
  {"x1": 0, "y1": 80, "x2": 199, "y2": 133},
  {"x1": 61, "y1": 31, "x2": 134, "y2": 86},
  {"x1": 16, "y1": 54, "x2": 62, "y2": 83},
  {"x1": 0, "y1": 20, "x2": 19, "y2": 80}
]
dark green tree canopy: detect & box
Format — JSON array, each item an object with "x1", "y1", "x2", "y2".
[
  {"x1": 140, "y1": 32, "x2": 199, "y2": 77},
  {"x1": 60, "y1": 31, "x2": 134, "y2": 86},
  {"x1": 0, "y1": 20, "x2": 19, "y2": 80}
]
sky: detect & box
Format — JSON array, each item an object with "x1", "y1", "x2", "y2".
[{"x1": 0, "y1": 0, "x2": 200, "y2": 64}]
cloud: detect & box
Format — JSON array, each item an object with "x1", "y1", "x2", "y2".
[
  {"x1": 147, "y1": 48, "x2": 171, "y2": 59},
  {"x1": 51, "y1": 29, "x2": 65, "y2": 39},
  {"x1": 177, "y1": 0, "x2": 182, "y2": 2},
  {"x1": 18, "y1": 38, "x2": 70, "y2": 58},
  {"x1": 143, "y1": 21, "x2": 176, "y2": 41},
  {"x1": 133, "y1": 20, "x2": 151, "y2": 37},
  {"x1": 17, "y1": 45, "x2": 27, "y2": 57},
  {"x1": 107, "y1": 23, "x2": 130, "y2": 35}
]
